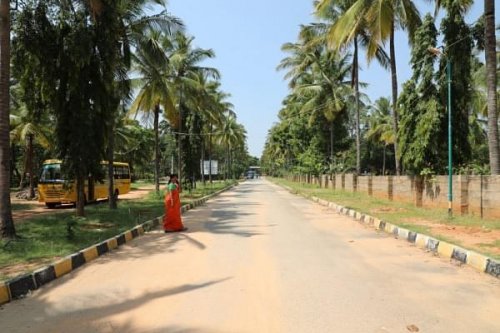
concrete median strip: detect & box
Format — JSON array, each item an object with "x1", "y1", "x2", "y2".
[
  {"x1": 0, "y1": 183, "x2": 237, "y2": 306},
  {"x1": 279, "y1": 183, "x2": 500, "y2": 279}
]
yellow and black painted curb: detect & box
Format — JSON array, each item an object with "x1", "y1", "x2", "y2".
[
  {"x1": 279, "y1": 184, "x2": 500, "y2": 280},
  {"x1": 0, "y1": 183, "x2": 237, "y2": 306}
]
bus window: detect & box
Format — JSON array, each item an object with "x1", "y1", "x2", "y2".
[
  {"x1": 106, "y1": 164, "x2": 130, "y2": 180},
  {"x1": 114, "y1": 166, "x2": 122, "y2": 179},
  {"x1": 123, "y1": 166, "x2": 130, "y2": 179},
  {"x1": 39, "y1": 163, "x2": 63, "y2": 183}
]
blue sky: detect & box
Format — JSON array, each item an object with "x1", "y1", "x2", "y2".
[{"x1": 165, "y1": 0, "x2": 497, "y2": 158}]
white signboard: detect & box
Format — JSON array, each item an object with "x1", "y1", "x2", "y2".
[{"x1": 201, "y1": 160, "x2": 218, "y2": 175}]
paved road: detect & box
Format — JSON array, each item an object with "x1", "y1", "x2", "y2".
[{"x1": 1, "y1": 179, "x2": 499, "y2": 332}]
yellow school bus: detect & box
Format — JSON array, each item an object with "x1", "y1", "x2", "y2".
[{"x1": 38, "y1": 159, "x2": 131, "y2": 208}]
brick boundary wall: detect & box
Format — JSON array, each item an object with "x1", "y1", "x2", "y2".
[{"x1": 289, "y1": 174, "x2": 500, "y2": 219}]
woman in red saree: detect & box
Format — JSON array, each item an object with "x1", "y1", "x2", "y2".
[{"x1": 163, "y1": 174, "x2": 187, "y2": 232}]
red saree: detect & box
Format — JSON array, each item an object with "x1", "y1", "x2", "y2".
[{"x1": 163, "y1": 183, "x2": 185, "y2": 232}]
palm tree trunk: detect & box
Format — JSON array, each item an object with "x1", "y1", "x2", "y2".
[
  {"x1": 226, "y1": 144, "x2": 229, "y2": 181},
  {"x1": 178, "y1": 89, "x2": 184, "y2": 185},
  {"x1": 208, "y1": 124, "x2": 212, "y2": 184},
  {"x1": 201, "y1": 135, "x2": 206, "y2": 185},
  {"x1": 0, "y1": 0, "x2": 15, "y2": 238},
  {"x1": 389, "y1": 24, "x2": 400, "y2": 176},
  {"x1": 19, "y1": 148, "x2": 27, "y2": 188},
  {"x1": 485, "y1": 0, "x2": 499, "y2": 174},
  {"x1": 154, "y1": 104, "x2": 160, "y2": 194},
  {"x1": 28, "y1": 134, "x2": 35, "y2": 199},
  {"x1": 11, "y1": 143, "x2": 20, "y2": 184},
  {"x1": 382, "y1": 144, "x2": 386, "y2": 176},
  {"x1": 330, "y1": 121, "x2": 334, "y2": 168},
  {"x1": 76, "y1": 173, "x2": 85, "y2": 217},
  {"x1": 107, "y1": 120, "x2": 116, "y2": 209},
  {"x1": 353, "y1": 37, "x2": 361, "y2": 174},
  {"x1": 230, "y1": 149, "x2": 233, "y2": 179}
]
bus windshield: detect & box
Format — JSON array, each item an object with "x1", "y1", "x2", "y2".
[{"x1": 39, "y1": 163, "x2": 63, "y2": 183}]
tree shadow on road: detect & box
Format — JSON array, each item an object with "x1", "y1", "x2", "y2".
[{"x1": 2, "y1": 277, "x2": 232, "y2": 333}]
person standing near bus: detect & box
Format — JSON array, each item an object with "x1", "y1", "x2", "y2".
[{"x1": 163, "y1": 174, "x2": 187, "y2": 232}]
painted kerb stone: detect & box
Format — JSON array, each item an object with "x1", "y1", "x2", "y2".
[
  {"x1": 34, "y1": 266, "x2": 56, "y2": 287},
  {"x1": 8, "y1": 274, "x2": 36, "y2": 299},
  {"x1": 486, "y1": 259, "x2": 500, "y2": 278}
]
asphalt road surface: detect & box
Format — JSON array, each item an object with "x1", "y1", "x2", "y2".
[{"x1": 1, "y1": 179, "x2": 499, "y2": 333}]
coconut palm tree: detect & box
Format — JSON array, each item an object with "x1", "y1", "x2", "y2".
[
  {"x1": 208, "y1": 87, "x2": 233, "y2": 183},
  {"x1": 167, "y1": 32, "x2": 219, "y2": 182},
  {"x1": 279, "y1": 23, "x2": 354, "y2": 171},
  {"x1": 130, "y1": 29, "x2": 176, "y2": 194},
  {"x1": 365, "y1": 97, "x2": 395, "y2": 175},
  {"x1": 189, "y1": 75, "x2": 230, "y2": 183},
  {"x1": 0, "y1": 0, "x2": 15, "y2": 238},
  {"x1": 84, "y1": 0, "x2": 183, "y2": 206},
  {"x1": 484, "y1": 0, "x2": 498, "y2": 174},
  {"x1": 10, "y1": 106, "x2": 51, "y2": 199},
  {"x1": 322, "y1": 0, "x2": 421, "y2": 175},
  {"x1": 295, "y1": 51, "x2": 352, "y2": 168},
  {"x1": 217, "y1": 114, "x2": 247, "y2": 179},
  {"x1": 315, "y1": 0, "x2": 389, "y2": 174}
]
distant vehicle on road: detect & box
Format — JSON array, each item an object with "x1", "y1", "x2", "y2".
[
  {"x1": 246, "y1": 171, "x2": 256, "y2": 179},
  {"x1": 245, "y1": 166, "x2": 261, "y2": 179}
]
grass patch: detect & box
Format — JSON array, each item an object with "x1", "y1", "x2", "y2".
[
  {"x1": 478, "y1": 240, "x2": 500, "y2": 248},
  {"x1": 476, "y1": 240, "x2": 500, "y2": 260},
  {"x1": 0, "y1": 180, "x2": 236, "y2": 282},
  {"x1": 130, "y1": 180, "x2": 154, "y2": 190},
  {"x1": 12, "y1": 203, "x2": 38, "y2": 211},
  {"x1": 397, "y1": 223, "x2": 431, "y2": 235}
]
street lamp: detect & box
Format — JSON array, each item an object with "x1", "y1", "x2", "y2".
[{"x1": 429, "y1": 46, "x2": 453, "y2": 217}]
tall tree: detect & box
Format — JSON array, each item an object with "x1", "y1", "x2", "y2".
[
  {"x1": 278, "y1": 23, "x2": 353, "y2": 173},
  {"x1": 295, "y1": 51, "x2": 352, "y2": 168},
  {"x1": 15, "y1": 2, "x2": 124, "y2": 216},
  {"x1": 217, "y1": 114, "x2": 246, "y2": 179},
  {"x1": 9, "y1": 106, "x2": 51, "y2": 198},
  {"x1": 96, "y1": 0, "x2": 182, "y2": 208},
  {"x1": 365, "y1": 97, "x2": 394, "y2": 175},
  {"x1": 315, "y1": 0, "x2": 389, "y2": 174},
  {"x1": 191, "y1": 76, "x2": 229, "y2": 183},
  {"x1": 0, "y1": 0, "x2": 15, "y2": 238},
  {"x1": 484, "y1": 0, "x2": 499, "y2": 174},
  {"x1": 168, "y1": 32, "x2": 219, "y2": 183},
  {"x1": 437, "y1": 0, "x2": 474, "y2": 167},
  {"x1": 130, "y1": 29, "x2": 176, "y2": 195},
  {"x1": 398, "y1": 14, "x2": 442, "y2": 174},
  {"x1": 325, "y1": 0, "x2": 421, "y2": 175}
]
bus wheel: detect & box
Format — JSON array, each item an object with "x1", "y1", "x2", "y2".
[
  {"x1": 113, "y1": 189, "x2": 119, "y2": 201},
  {"x1": 45, "y1": 203, "x2": 57, "y2": 209}
]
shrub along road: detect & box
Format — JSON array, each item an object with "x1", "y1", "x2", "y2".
[{"x1": 1, "y1": 179, "x2": 499, "y2": 332}]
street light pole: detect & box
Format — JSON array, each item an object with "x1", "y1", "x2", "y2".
[
  {"x1": 429, "y1": 46, "x2": 453, "y2": 217},
  {"x1": 446, "y1": 58, "x2": 453, "y2": 217}
]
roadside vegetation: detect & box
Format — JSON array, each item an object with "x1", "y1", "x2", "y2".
[
  {"x1": 1, "y1": 1, "x2": 255, "y2": 240},
  {"x1": 272, "y1": 178, "x2": 500, "y2": 260},
  {"x1": 0, "y1": 181, "x2": 235, "y2": 282},
  {"x1": 263, "y1": 1, "x2": 498, "y2": 180}
]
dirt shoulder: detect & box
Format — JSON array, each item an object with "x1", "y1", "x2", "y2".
[{"x1": 400, "y1": 217, "x2": 500, "y2": 257}]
